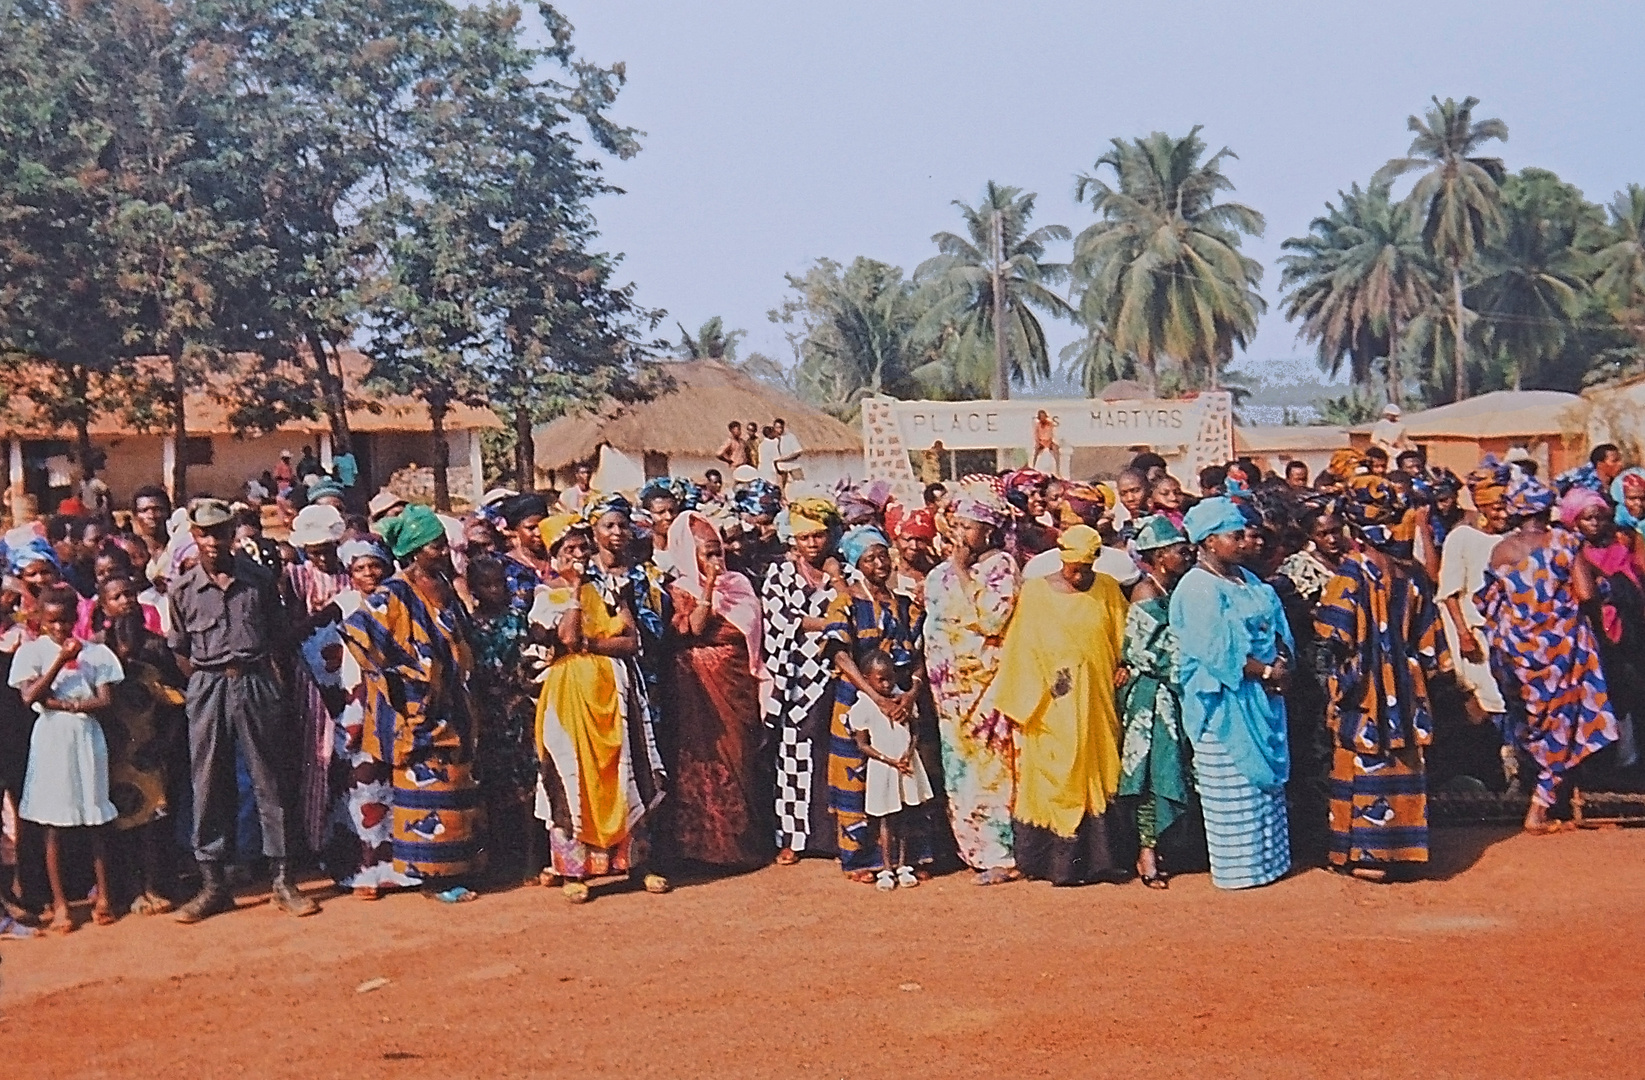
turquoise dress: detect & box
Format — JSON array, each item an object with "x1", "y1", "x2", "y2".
[{"x1": 1169, "y1": 566, "x2": 1293, "y2": 890}]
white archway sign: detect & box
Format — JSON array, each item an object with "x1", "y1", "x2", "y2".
[{"x1": 861, "y1": 393, "x2": 1234, "y2": 500}]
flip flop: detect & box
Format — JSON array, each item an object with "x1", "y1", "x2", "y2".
[
  {"x1": 426, "y1": 886, "x2": 478, "y2": 904},
  {"x1": 92, "y1": 905, "x2": 117, "y2": 927},
  {"x1": 973, "y1": 868, "x2": 1020, "y2": 887},
  {"x1": 0, "y1": 915, "x2": 37, "y2": 940}
]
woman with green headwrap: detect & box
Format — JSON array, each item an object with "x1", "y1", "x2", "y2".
[
  {"x1": 339, "y1": 505, "x2": 484, "y2": 901},
  {"x1": 1116, "y1": 515, "x2": 1198, "y2": 889}
]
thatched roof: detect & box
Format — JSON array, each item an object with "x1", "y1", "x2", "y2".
[
  {"x1": 532, "y1": 360, "x2": 860, "y2": 470},
  {"x1": 0, "y1": 349, "x2": 500, "y2": 438},
  {"x1": 1349, "y1": 390, "x2": 1583, "y2": 441}
]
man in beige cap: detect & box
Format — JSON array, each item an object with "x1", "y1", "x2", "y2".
[
  {"x1": 168, "y1": 498, "x2": 318, "y2": 921},
  {"x1": 367, "y1": 488, "x2": 408, "y2": 525}
]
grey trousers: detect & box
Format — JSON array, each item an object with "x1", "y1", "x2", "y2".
[{"x1": 187, "y1": 665, "x2": 290, "y2": 862}]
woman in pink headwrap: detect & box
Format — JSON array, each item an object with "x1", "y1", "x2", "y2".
[
  {"x1": 663, "y1": 512, "x2": 775, "y2": 871},
  {"x1": 1562, "y1": 485, "x2": 1645, "y2": 770}
]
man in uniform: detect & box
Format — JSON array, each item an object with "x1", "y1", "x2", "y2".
[{"x1": 169, "y1": 498, "x2": 318, "y2": 921}]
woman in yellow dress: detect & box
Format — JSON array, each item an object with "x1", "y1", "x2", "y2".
[
  {"x1": 530, "y1": 515, "x2": 668, "y2": 905},
  {"x1": 989, "y1": 525, "x2": 1133, "y2": 885}
]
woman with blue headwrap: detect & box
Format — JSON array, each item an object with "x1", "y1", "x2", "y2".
[
  {"x1": 1476, "y1": 474, "x2": 1617, "y2": 832},
  {"x1": 820, "y1": 525, "x2": 932, "y2": 881},
  {"x1": 1169, "y1": 497, "x2": 1294, "y2": 890}
]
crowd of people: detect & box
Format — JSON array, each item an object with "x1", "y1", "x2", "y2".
[{"x1": 0, "y1": 433, "x2": 1638, "y2": 935}]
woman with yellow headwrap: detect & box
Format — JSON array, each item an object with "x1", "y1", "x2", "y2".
[
  {"x1": 988, "y1": 525, "x2": 1131, "y2": 885},
  {"x1": 530, "y1": 514, "x2": 669, "y2": 903},
  {"x1": 761, "y1": 496, "x2": 848, "y2": 865}
]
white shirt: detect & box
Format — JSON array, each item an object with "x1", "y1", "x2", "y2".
[
  {"x1": 1436, "y1": 523, "x2": 1505, "y2": 713},
  {"x1": 756, "y1": 438, "x2": 782, "y2": 483},
  {"x1": 1022, "y1": 545, "x2": 1142, "y2": 588},
  {"x1": 774, "y1": 431, "x2": 803, "y2": 472},
  {"x1": 1370, "y1": 418, "x2": 1409, "y2": 454}
]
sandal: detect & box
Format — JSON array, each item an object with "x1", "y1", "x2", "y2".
[
  {"x1": 92, "y1": 904, "x2": 118, "y2": 927},
  {"x1": 536, "y1": 869, "x2": 560, "y2": 888},
  {"x1": 562, "y1": 881, "x2": 591, "y2": 905},
  {"x1": 875, "y1": 869, "x2": 897, "y2": 892},
  {"x1": 973, "y1": 867, "x2": 1021, "y2": 887},
  {"x1": 1350, "y1": 866, "x2": 1390, "y2": 883},
  {"x1": 1140, "y1": 871, "x2": 1169, "y2": 890},
  {"x1": 129, "y1": 892, "x2": 174, "y2": 916},
  {"x1": 425, "y1": 886, "x2": 479, "y2": 904},
  {"x1": 641, "y1": 874, "x2": 671, "y2": 895},
  {"x1": 352, "y1": 886, "x2": 382, "y2": 901},
  {"x1": 775, "y1": 848, "x2": 799, "y2": 866},
  {"x1": 0, "y1": 915, "x2": 36, "y2": 940},
  {"x1": 844, "y1": 869, "x2": 877, "y2": 884},
  {"x1": 895, "y1": 866, "x2": 918, "y2": 888}
]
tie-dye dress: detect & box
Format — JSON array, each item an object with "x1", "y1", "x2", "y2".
[
  {"x1": 922, "y1": 549, "x2": 1020, "y2": 872},
  {"x1": 1475, "y1": 530, "x2": 1618, "y2": 808},
  {"x1": 1314, "y1": 553, "x2": 1446, "y2": 868}
]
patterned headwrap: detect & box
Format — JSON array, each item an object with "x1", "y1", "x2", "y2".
[
  {"x1": 338, "y1": 538, "x2": 392, "y2": 568},
  {"x1": 1327, "y1": 448, "x2": 1363, "y2": 480},
  {"x1": 1466, "y1": 458, "x2": 1511, "y2": 508},
  {"x1": 5, "y1": 535, "x2": 60, "y2": 575},
  {"x1": 378, "y1": 504, "x2": 446, "y2": 559},
  {"x1": 837, "y1": 525, "x2": 890, "y2": 567},
  {"x1": 584, "y1": 492, "x2": 634, "y2": 523},
  {"x1": 639, "y1": 477, "x2": 699, "y2": 512},
  {"x1": 1623, "y1": 470, "x2": 1645, "y2": 499},
  {"x1": 537, "y1": 513, "x2": 585, "y2": 554},
  {"x1": 836, "y1": 480, "x2": 894, "y2": 527},
  {"x1": 1057, "y1": 481, "x2": 1110, "y2": 528},
  {"x1": 1132, "y1": 513, "x2": 1188, "y2": 552},
  {"x1": 732, "y1": 479, "x2": 782, "y2": 520},
  {"x1": 786, "y1": 496, "x2": 841, "y2": 539},
  {"x1": 1002, "y1": 468, "x2": 1050, "y2": 514},
  {"x1": 1342, "y1": 474, "x2": 1410, "y2": 553},
  {"x1": 1183, "y1": 496, "x2": 1246, "y2": 543},
  {"x1": 886, "y1": 504, "x2": 936, "y2": 541},
  {"x1": 949, "y1": 490, "x2": 1010, "y2": 528},
  {"x1": 1558, "y1": 486, "x2": 1608, "y2": 528},
  {"x1": 1506, "y1": 474, "x2": 1556, "y2": 519}
]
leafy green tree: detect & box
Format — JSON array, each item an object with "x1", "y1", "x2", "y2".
[
  {"x1": 1471, "y1": 168, "x2": 1597, "y2": 390},
  {"x1": 914, "y1": 182, "x2": 1072, "y2": 400},
  {"x1": 1279, "y1": 181, "x2": 1436, "y2": 404},
  {"x1": 1377, "y1": 95, "x2": 1508, "y2": 401},
  {"x1": 1588, "y1": 184, "x2": 1645, "y2": 349},
  {"x1": 674, "y1": 317, "x2": 745, "y2": 361},
  {"x1": 1071, "y1": 127, "x2": 1265, "y2": 395}
]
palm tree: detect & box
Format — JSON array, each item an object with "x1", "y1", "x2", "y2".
[
  {"x1": 914, "y1": 182, "x2": 1074, "y2": 400},
  {"x1": 1069, "y1": 126, "x2": 1265, "y2": 394},
  {"x1": 1472, "y1": 168, "x2": 1594, "y2": 390},
  {"x1": 674, "y1": 316, "x2": 744, "y2": 361},
  {"x1": 1376, "y1": 95, "x2": 1508, "y2": 401},
  {"x1": 1589, "y1": 184, "x2": 1645, "y2": 347},
  {"x1": 1279, "y1": 180, "x2": 1436, "y2": 404}
]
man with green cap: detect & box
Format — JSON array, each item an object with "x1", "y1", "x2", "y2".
[{"x1": 167, "y1": 498, "x2": 318, "y2": 921}]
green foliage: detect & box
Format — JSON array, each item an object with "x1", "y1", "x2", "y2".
[
  {"x1": 914, "y1": 182, "x2": 1073, "y2": 399},
  {"x1": 1279, "y1": 181, "x2": 1435, "y2": 402},
  {"x1": 1314, "y1": 387, "x2": 1385, "y2": 426},
  {"x1": 1070, "y1": 126, "x2": 1265, "y2": 394},
  {"x1": 674, "y1": 317, "x2": 744, "y2": 361}
]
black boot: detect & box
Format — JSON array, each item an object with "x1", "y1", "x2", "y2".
[
  {"x1": 270, "y1": 860, "x2": 319, "y2": 917},
  {"x1": 174, "y1": 862, "x2": 234, "y2": 924}
]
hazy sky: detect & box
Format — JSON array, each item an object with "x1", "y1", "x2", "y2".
[{"x1": 556, "y1": 0, "x2": 1644, "y2": 382}]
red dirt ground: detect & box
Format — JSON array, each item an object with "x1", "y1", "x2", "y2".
[{"x1": 3, "y1": 825, "x2": 1643, "y2": 1079}]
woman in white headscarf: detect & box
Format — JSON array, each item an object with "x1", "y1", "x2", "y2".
[{"x1": 284, "y1": 505, "x2": 351, "y2": 854}]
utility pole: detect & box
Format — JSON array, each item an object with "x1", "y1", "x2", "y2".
[{"x1": 991, "y1": 209, "x2": 1008, "y2": 401}]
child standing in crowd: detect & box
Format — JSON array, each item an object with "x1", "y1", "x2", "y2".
[
  {"x1": 11, "y1": 586, "x2": 124, "y2": 932},
  {"x1": 849, "y1": 650, "x2": 932, "y2": 892}
]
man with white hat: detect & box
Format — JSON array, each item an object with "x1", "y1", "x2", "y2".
[
  {"x1": 1369, "y1": 402, "x2": 1411, "y2": 457},
  {"x1": 367, "y1": 488, "x2": 408, "y2": 525}
]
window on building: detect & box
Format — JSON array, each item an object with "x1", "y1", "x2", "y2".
[{"x1": 184, "y1": 437, "x2": 214, "y2": 466}]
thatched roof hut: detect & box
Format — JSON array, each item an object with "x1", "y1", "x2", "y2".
[{"x1": 533, "y1": 360, "x2": 861, "y2": 492}]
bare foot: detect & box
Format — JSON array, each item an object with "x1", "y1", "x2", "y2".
[{"x1": 1524, "y1": 801, "x2": 1555, "y2": 833}]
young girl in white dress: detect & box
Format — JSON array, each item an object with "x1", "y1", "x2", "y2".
[
  {"x1": 10, "y1": 587, "x2": 124, "y2": 932},
  {"x1": 847, "y1": 650, "x2": 934, "y2": 891}
]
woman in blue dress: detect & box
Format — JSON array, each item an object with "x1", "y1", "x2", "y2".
[{"x1": 1169, "y1": 497, "x2": 1294, "y2": 890}]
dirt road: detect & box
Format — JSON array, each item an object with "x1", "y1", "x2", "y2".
[{"x1": 5, "y1": 826, "x2": 1643, "y2": 1079}]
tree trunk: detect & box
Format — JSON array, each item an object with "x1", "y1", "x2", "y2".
[
  {"x1": 306, "y1": 329, "x2": 354, "y2": 457},
  {"x1": 69, "y1": 365, "x2": 94, "y2": 507},
  {"x1": 514, "y1": 402, "x2": 534, "y2": 491},
  {"x1": 1451, "y1": 262, "x2": 1468, "y2": 402},
  {"x1": 1387, "y1": 314, "x2": 1402, "y2": 406},
  {"x1": 991, "y1": 210, "x2": 1009, "y2": 401},
  {"x1": 430, "y1": 394, "x2": 450, "y2": 513},
  {"x1": 168, "y1": 336, "x2": 189, "y2": 501}
]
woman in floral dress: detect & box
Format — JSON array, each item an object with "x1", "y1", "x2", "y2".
[{"x1": 923, "y1": 487, "x2": 1021, "y2": 885}]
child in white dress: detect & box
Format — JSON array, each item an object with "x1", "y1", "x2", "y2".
[
  {"x1": 11, "y1": 587, "x2": 123, "y2": 932},
  {"x1": 847, "y1": 650, "x2": 933, "y2": 891}
]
